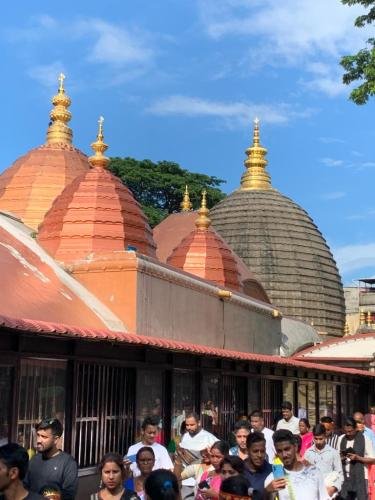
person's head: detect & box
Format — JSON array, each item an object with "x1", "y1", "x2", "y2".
[
  {"x1": 353, "y1": 411, "x2": 365, "y2": 432},
  {"x1": 320, "y1": 416, "x2": 334, "y2": 435},
  {"x1": 370, "y1": 406, "x2": 375, "y2": 415},
  {"x1": 281, "y1": 402, "x2": 293, "y2": 422},
  {"x1": 136, "y1": 447, "x2": 155, "y2": 476},
  {"x1": 200, "y1": 448, "x2": 211, "y2": 465},
  {"x1": 35, "y1": 418, "x2": 63, "y2": 455},
  {"x1": 40, "y1": 484, "x2": 62, "y2": 499},
  {"x1": 312, "y1": 424, "x2": 327, "y2": 450},
  {"x1": 298, "y1": 418, "x2": 310, "y2": 435},
  {"x1": 343, "y1": 416, "x2": 358, "y2": 439},
  {"x1": 0, "y1": 443, "x2": 29, "y2": 492},
  {"x1": 273, "y1": 430, "x2": 298, "y2": 469},
  {"x1": 99, "y1": 453, "x2": 125, "y2": 492},
  {"x1": 184, "y1": 413, "x2": 201, "y2": 437},
  {"x1": 246, "y1": 431, "x2": 266, "y2": 469},
  {"x1": 144, "y1": 469, "x2": 179, "y2": 500},
  {"x1": 141, "y1": 416, "x2": 160, "y2": 445},
  {"x1": 220, "y1": 475, "x2": 252, "y2": 500},
  {"x1": 220, "y1": 456, "x2": 245, "y2": 480},
  {"x1": 210, "y1": 441, "x2": 230, "y2": 471},
  {"x1": 249, "y1": 411, "x2": 264, "y2": 432},
  {"x1": 233, "y1": 421, "x2": 250, "y2": 451}
]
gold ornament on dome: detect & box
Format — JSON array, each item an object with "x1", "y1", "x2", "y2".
[
  {"x1": 240, "y1": 117, "x2": 272, "y2": 191},
  {"x1": 344, "y1": 322, "x2": 350, "y2": 336},
  {"x1": 46, "y1": 73, "x2": 73, "y2": 145},
  {"x1": 360, "y1": 309, "x2": 366, "y2": 325},
  {"x1": 88, "y1": 116, "x2": 110, "y2": 168},
  {"x1": 195, "y1": 190, "x2": 211, "y2": 230},
  {"x1": 180, "y1": 185, "x2": 193, "y2": 211},
  {"x1": 367, "y1": 311, "x2": 373, "y2": 327}
]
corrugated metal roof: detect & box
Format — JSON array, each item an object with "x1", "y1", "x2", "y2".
[{"x1": 0, "y1": 313, "x2": 373, "y2": 378}]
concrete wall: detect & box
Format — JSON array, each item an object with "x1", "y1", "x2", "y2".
[{"x1": 136, "y1": 256, "x2": 281, "y2": 354}]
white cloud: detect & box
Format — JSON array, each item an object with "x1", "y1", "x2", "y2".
[
  {"x1": 147, "y1": 95, "x2": 313, "y2": 126},
  {"x1": 27, "y1": 61, "x2": 66, "y2": 88},
  {"x1": 73, "y1": 19, "x2": 153, "y2": 66},
  {"x1": 197, "y1": 0, "x2": 369, "y2": 97},
  {"x1": 320, "y1": 158, "x2": 344, "y2": 167},
  {"x1": 319, "y1": 137, "x2": 345, "y2": 144},
  {"x1": 321, "y1": 191, "x2": 346, "y2": 200},
  {"x1": 334, "y1": 243, "x2": 375, "y2": 275}
]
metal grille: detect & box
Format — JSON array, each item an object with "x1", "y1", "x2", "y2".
[
  {"x1": 73, "y1": 363, "x2": 135, "y2": 468},
  {"x1": 261, "y1": 378, "x2": 282, "y2": 429},
  {"x1": 17, "y1": 359, "x2": 66, "y2": 450},
  {"x1": 219, "y1": 376, "x2": 246, "y2": 440}
]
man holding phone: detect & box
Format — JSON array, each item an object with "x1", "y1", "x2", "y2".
[
  {"x1": 338, "y1": 416, "x2": 375, "y2": 500},
  {"x1": 264, "y1": 429, "x2": 327, "y2": 499}
]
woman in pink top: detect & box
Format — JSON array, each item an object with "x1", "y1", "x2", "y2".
[
  {"x1": 299, "y1": 418, "x2": 313, "y2": 457},
  {"x1": 196, "y1": 441, "x2": 229, "y2": 500}
]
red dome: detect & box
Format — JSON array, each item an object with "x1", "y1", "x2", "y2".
[
  {"x1": 0, "y1": 143, "x2": 90, "y2": 230},
  {"x1": 37, "y1": 166, "x2": 156, "y2": 262}
]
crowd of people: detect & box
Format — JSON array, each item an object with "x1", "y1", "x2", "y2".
[{"x1": 1, "y1": 404, "x2": 375, "y2": 499}]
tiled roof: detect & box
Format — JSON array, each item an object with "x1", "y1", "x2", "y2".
[
  {"x1": 0, "y1": 313, "x2": 373, "y2": 377},
  {"x1": 294, "y1": 332, "x2": 375, "y2": 359}
]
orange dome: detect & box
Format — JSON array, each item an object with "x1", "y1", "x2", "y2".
[
  {"x1": 167, "y1": 191, "x2": 241, "y2": 291},
  {"x1": 37, "y1": 117, "x2": 156, "y2": 262},
  {"x1": 0, "y1": 74, "x2": 90, "y2": 230}
]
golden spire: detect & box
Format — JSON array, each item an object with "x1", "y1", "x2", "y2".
[
  {"x1": 367, "y1": 311, "x2": 372, "y2": 327},
  {"x1": 180, "y1": 185, "x2": 193, "y2": 211},
  {"x1": 360, "y1": 309, "x2": 366, "y2": 325},
  {"x1": 88, "y1": 116, "x2": 109, "y2": 168},
  {"x1": 240, "y1": 118, "x2": 271, "y2": 190},
  {"x1": 344, "y1": 322, "x2": 350, "y2": 336},
  {"x1": 195, "y1": 190, "x2": 211, "y2": 230},
  {"x1": 46, "y1": 73, "x2": 73, "y2": 145}
]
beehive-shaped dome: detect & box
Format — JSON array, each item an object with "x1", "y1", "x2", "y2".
[
  {"x1": 167, "y1": 191, "x2": 241, "y2": 291},
  {"x1": 0, "y1": 74, "x2": 90, "y2": 230},
  {"x1": 37, "y1": 117, "x2": 156, "y2": 262},
  {"x1": 210, "y1": 119, "x2": 345, "y2": 337}
]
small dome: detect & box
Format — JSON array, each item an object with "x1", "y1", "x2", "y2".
[
  {"x1": 167, "y1": 191, "x2": 241, "y2": 291},
  {"x1": 210, "y1": 120, "x2": 345, "y2": 337},
  {"x1": 0, "y1": 75, "x2": 90, "y2": 230},
  {"x1": 37, "y1": 117, "x2": 156, "y2": 262}
]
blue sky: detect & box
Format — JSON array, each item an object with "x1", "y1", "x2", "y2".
[{"x1": 1, "y1": 0, "x2": 374, "y2": 285}]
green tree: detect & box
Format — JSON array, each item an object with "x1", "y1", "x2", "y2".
[
  {"x1": 340, "y1": 0, "x2": 375, "y2": 104},
  {"x1": 109, "y1": 157, "x2": 226, "y2": 227}
]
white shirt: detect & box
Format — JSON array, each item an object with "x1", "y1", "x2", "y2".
[
  {"x1": 251, "y1": 427, "x2": 275, "y2": 462},
  {"x1": 265, "y1": 465, "x2": 329, "y2": 500},
  {"x1": 125, "y1": 441, "x2": 173, "y2": 476},
  {"x1": 180, "y1": 428, "x2": 217, "y2": 486},
  {"x1": 276, "y1": 416, "x2": 300, "y2": 434}
]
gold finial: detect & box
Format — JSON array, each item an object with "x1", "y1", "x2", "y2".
[
  {"x1": 46, "y1": 73, "x2": 73, "y2": 145},
  {"x1": 88, "y1": 116, "x2": 109, "y2": 168},
  {"x1": 360, "y1": 309, "x2": 366, "y2": 325},
  {"x1": 344, "y1": 322, "x2": 350, "y2": 336},
  {"x1": 195, "y1": 190, "x2": 211, "y2": 230},
  {"x1": 180, "y1": 185, "x2": 193, "y2": 211},
  {"x1": 367, "y1": 311, "x2": 372, "y2": 327},
  {"x1": 240, "y1": 118, "x2": 271, "y2": 190}
]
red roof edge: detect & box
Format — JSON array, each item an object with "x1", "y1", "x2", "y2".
[
  {"x1": 293, "y1": 332, "x2": 375, "y2": 359},
  {"x1": 0, "y1": 314, "x2": 373, "y2": 378}
]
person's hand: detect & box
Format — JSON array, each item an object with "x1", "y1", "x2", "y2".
[
  {"x1": 346, "y1": 453, "x2": 359, "y2": 462},
  {"x1": 327, "y1": 486, "x2": 337, "y2": 497},
  {"x1": 265, "y1": 478, "x2": 287, "y2": 492},
  {"x1": 199, "y1": 487, "x2": 218, "y2": 498}
]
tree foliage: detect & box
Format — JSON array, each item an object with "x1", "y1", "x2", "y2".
[
  {"x1": 109, "y1": 157, "x2": 226, "y2": 227},
  {"x1": 341, "y1": 0, "x2": 375, "y2": 104}
]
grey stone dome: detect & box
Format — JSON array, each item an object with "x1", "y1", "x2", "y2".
[{"x1": 210, "y1": 188, "x2": 345, "y2": 337}]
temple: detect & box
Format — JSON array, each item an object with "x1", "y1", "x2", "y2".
[{"x1": 0, "y1": 76, "x2": 373, "y2": 497}]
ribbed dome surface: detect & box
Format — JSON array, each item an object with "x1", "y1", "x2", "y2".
[
  {"x1": 37, "y1": 166, "x2": 156, "y2": 262},
  {"x1": 210, "y1": 189, "x2": 345, "y2": 336},
  {"x1": 0, "y1": 143, "x2": 90, "y2": 230},
  {"x1": 167, "y1": 227, "x2": 241, "y2": 291}
]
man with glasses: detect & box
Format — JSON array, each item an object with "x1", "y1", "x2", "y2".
[{"x1": 24, "y1": 418, "x2": 77, "y2": 500}]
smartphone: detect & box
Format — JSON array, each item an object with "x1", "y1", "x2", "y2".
[
  {"x1": 198, "y1": 480, "x2": 210, "y2": 490},
  {"x1": 124, "y1": 454, "x2": 137, "y2": 463},
  {"x1": 272, "y1": 463, "x2": 285, "y2": 479}
]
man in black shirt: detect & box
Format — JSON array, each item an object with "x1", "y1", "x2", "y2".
[
  {"x1": 243, "y1": 431, "x2": 272, "y2": 500},
  {"x1": 24, "y1": 418, "x2": 77, "y2": 500},
  {"x1": 0, "y1": 443, "x2": 42, "y2": 499}
]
